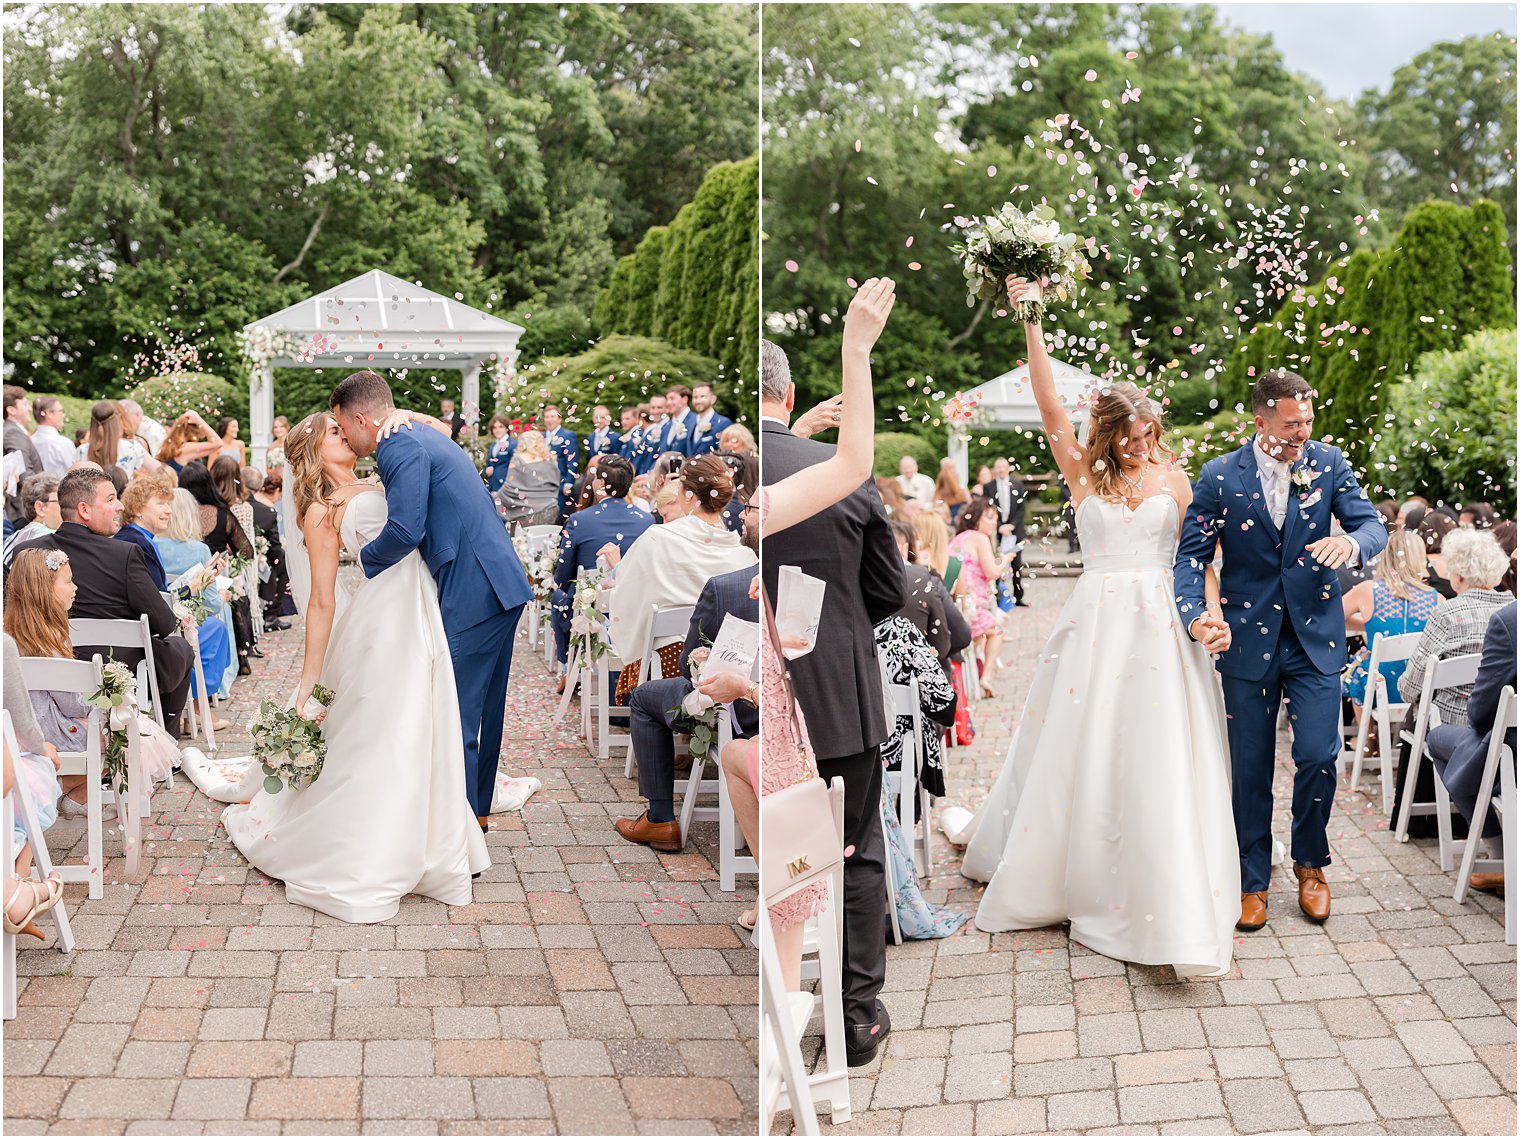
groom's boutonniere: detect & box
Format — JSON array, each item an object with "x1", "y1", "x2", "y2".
[{"x1": 1291, "y1": 466, "x2": 1320, "y2": 498}]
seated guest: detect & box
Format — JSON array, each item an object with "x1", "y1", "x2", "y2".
[
  {"x1": 893, "y1": 518, "x2": 970, "y2": 678},
  {"x1": 718, "y1": 422, "x2": 756, "y2": 456},
  {"x1": 113, "y1": 473, "x2": 176, "y2": 591},
  {"x1": 567, "y1": 453, "x2": 607, "y2": 515},
  {"x1": 1493, "y1": 520, "x2": 1516, "y2": 597},
  {"x1": 1394, "y1": 529, "x2": 1514, "y2": 835},
  {"x1": 648, "y1": 452, "x2": 684, "y2": 500},
  {"x1": 483, "y1": 416, "x2": 513, "y2": 493},
  {"x1": 1419, "y1": 510, "x2": 1459, "y2": 599},
  {"x1": 1427, "y1": 602, "x2": 1516, "y2": 893},
  {"x1": 246, "y1": 468, "x2": 292, "y2": 629},
  {"x1": 12, "y1": 468, "x2": 194, "y2": 737},
  {"x1": 606, "y1": 455, "x2": 757, "y2": 701},
  {"x1": 156, "y1": 488, "x2": 236, "y2": 702},
  {"x1": 496, "y1": 430, "x2": 561, "y2": 526},
  {"x1": 716, "y1": 452, "x2": 756, "y2": 534},
  {"x1": 4, "y1": 632, "x2": 65, "y2": 937},
  {"x1": 1343, "y1": 531, "x2": 1442, "y2": 712},
  {"x1": 550, "y1": 456, "x2": 654, "y2": 678},
  {"x1": 3, "y1": 474, "x2": 61, "y2": 565},
  {"x1": 1459, "y1": 502, "x2": 1498, "y2": 530},
  {"x1": 5, "y1": 550, "x2": 180, "y2": 805},
  {"x1": 613, "y1": 564, "x2": 760, "y2": 851}
]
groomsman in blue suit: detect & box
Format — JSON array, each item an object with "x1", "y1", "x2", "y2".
[
  {"x1": 586, "y1": 405, "x2": 622, "y2": 461},
  {"x1": 541, "y1": 404, "x2": 580, "y2": 515},
  {"x1": 663, "y1": 384, "x2": 698, "y2": 456},
  {"x1": 631, "y1": 394, "x2": 669, "y2": 475},
  {"x1": 685, "y1": 382, "x2": 732, "y2": 456},
  {"x1": 1175, "y1": 370, "x2": 1387, "y2": 933},
  {"x1": 549, "y1": 456, "x2": 654, "y2": 677}
]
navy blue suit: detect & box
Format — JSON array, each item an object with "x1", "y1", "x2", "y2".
[
  {"x1": 1429, "y1": 603, "x2": 1517, "y2": 840},
  {"x1": 550, "y1": 498, "x2": 656, "y2": 664},
  {"x1": 630, "y1": 567, "x2": 760, "y2": 814},
  {"x1": 586, "y1": 427, "x2": 622, "y2": 460},
  {"x1": 485, "y1": 438, "x2": 513, "y2": 494},
  {"x1": 115, "y1": 523, "x2": 168, "y2": 592},
  {"x1": 685, "y1": 411, "x2": 733, "y2": 456},
  {"x1": 628, "y1": 425, "x2": 662, "y2": 475},
  {"x1": 1176, "y1": 438, "x2": 1388, "y2": 892},
  {"x1": 362, "y1": 425, "x2": 534, "y2": 818},
  {"x1": 545, "y1": 427, "x2": 580, "y2": 511}
]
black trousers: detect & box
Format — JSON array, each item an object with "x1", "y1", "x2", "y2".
[
  {"x1": 814, "y1": 744, "x2": 887, "y2": 1025},
  {"x1": 1010, "y1": 550, "x2": 1026, "y2": 603}
]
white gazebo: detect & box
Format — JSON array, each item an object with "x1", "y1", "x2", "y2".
[
  {"x1": 241, "y1": 269, "x2": 525, "y2": 467},
  {"x1": 947, "y1": 357, "x2": 1102, "y2": 484}
]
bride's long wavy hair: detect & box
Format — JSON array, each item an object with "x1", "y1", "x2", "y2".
[
  {"x1": 1083, "y1": 382, "x2": 1176, "y2": 501},
  {"x1": 284, "y1": 411, "x2": 341, "y2": 524}
]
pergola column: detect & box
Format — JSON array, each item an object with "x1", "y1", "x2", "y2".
[
  {"x1": 250, "y1": 362, "x2": 275, "y2": 469},
  {"x1": 948, "y1": 428, "x2": 970, "y2": 488},
  {"x1": 461, "y1": 362, "x2": 483, "y2": 428}
]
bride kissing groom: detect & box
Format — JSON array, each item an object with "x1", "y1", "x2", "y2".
[
  {"x1": 223, "y1": 370, "x2": 532, "y2": 924},
  {"x1": 960, "y1": 295, "x2": 1386, "y2": 978}
]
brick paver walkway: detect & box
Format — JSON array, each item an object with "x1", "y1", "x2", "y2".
[
  {"x1": 795, "y1": 572, "x2": 1516, "y2": 1136},
  {"x1": 6, "y1": 590, "x2": 757, "y2": 1135}
]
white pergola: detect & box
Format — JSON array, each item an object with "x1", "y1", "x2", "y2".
[
  {"x1": 242, "y1": 269, "x2": 525, "y2": 467},
  {"x1": 948, "y1": 357, "x2": 1100, "y2": 484}
]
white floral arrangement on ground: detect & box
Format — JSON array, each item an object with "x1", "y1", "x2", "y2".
[
  {"x1": 569, "y1": 569, "x2": 610, "y2": 664},
  {"x1": 950, "y1": 202, "x2": 1092, "y2": 324},
  {"x1": 249, "y1": 685, "x2": 334, "y2": 793},
  {"x1": 676, "y1": 656, "x2": 720, "y2": 760},
  {"x1": 88, "y1": 660, "x2": 139, "y2": 795}
]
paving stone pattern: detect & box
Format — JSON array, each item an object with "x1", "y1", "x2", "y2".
[
  {"x1": 6, "y1": 586, "x2": 758, "y2": 1135},
  {"x1": 794, "y1": 574, "x2": 1516, "y2": 1136}
]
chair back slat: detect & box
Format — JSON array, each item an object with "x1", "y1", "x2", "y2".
[
  {"x1": 18, "y1": 654, "x2": 102, "y2": 696},
  {"x1": 649, "y1": 604, "x2": 694, "y2": 641},
  {"x1": 68, "y1": 616, "x2": 150, "y2": 652},
  {"x1": 1430, "y1": 652, "x2": 1483, "y2": 691}
]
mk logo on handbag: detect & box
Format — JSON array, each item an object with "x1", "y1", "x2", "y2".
[{"x1": 787, "y1": 856, "x2": 811, "y2": 877}]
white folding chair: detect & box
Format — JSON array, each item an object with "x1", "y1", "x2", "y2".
[
  {"x1": 1395, "y1": 653, "x2": 1482, "y2": 843},
  {"x1": 760, "y1": 901, "x2": 820, "y2": 1136},
  {"x1": 68, "y1": 616, "x2": 164, "y2": 730},
  {"x1": 783, "y1": 778, "x2": 851, "y2": 1127},
  {"x1": 623, "y1": 604, "x2": 697, "y2": 778},
  {"x1": 1345, "y1": 631, "x2": 1420, "y2": 815},
  {"x1": 4, "y1": 711, "x2": 78, "y2": 1021},
  {"x1": 1452, "y1": 689, "x2": 1516, "y2": 929},
  {"x1": 17, "y1": 656, "x2": 106, "y2": 899},
  {"x1": 881, "y1": 670, "x2": 933, "y2": 878},
  {"x1": 712, "y1": 711, "x2": 757, "y2": 892}
]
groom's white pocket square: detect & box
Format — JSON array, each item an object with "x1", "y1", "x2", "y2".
[{"x1": 1299, "y1": 488, "x2": 1324, "y2": 510}]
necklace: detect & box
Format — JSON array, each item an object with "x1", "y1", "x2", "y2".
[{"x1": 1119, "y1": 467, "x2": 1145, "y2": 499}]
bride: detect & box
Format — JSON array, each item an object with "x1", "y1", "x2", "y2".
[
  {"x1": 222, "y1": 411, "x2": 488, "y2": 923},
  {"x1": 958, "y1": 282, "x2": 1241, "y2": 978}
]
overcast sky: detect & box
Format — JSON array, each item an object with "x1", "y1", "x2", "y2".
[{"x1": 1207, "y1": 1, "x2": 1517, "y2": 100}]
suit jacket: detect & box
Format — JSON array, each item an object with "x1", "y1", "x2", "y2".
[
  {"x1": 1444, "y1": 603, "x2": 1518, "y2": 782},
  {"x1": 761, "y1": 421, "x2": 906, "y2": 758},
  {"x1": 15, "y1": 522, "x2": 178, "y2": 671},
  {"x1": 114, "y1": 523, "x2": 168, "y2": 592},
  {"x1": 546, "y1": 426, "x2": 580, "y2": 486},
  {"x1": 680, "y1": 566, "x2": 759, "y2": 737},
  {"x1": 553, "y1": 498, "x2": 655, "y2": 588},
  {"x1": 1175, "y1": 437, "x2": 1388, "y2": 681},
  {"x1": 586, "y1": 427, "x2": 622, "y2": 460},
  {"x1": 3, "y1": 421, "x2": 43, "y2": 522},
  {"x1": 362, "y1": 426, "x2": 532, "y2": 635},
  {"x1": 977, "y1": 476, "x2": 1028, "y2": 540},
  {"x1": 441, "y1": 412, "x2": 463, "y2": 441},
  {"x1": 627, "y1": 424, "x2": 663, "y2": 475},
  {"x1": 686, "y1": 411, "x2": 732, "y2": 456}
]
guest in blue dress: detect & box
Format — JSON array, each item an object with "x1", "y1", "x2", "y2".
[
  {"x1": 155, "y1": 488, "x2": 236, "y2": 701},
  {"x1": 484, "y1": 416, "x2": 514, "y2": 494},
  {"x1": 1343, "y1": 531, "x2": 1443, "y2": 706}
]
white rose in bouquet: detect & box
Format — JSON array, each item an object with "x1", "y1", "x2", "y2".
[{"x1": 1027, "y1": 221, "x2": 1061, "y2": 245}]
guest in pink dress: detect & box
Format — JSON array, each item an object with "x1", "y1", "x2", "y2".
[{"x1": 948, "y1": 497, "x2": 1007, "y2": 696}]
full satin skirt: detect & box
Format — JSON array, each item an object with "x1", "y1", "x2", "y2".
[
  {"x1": 223, "y1": 552, "x2": 489, "y2": 923},
  {"x1": 960, "y1": 565, "x2": 1241, "y2": 977}
]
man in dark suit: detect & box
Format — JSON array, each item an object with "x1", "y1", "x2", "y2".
[
  {"x1": 1429, "y1": 602, "x2": 1517, "y2": 891},
  {"x1": 976, "y1": 456, "x2": 1028, "y2": 605},
  {"x1": 16, "y1": 468, "x2": 194, "y2": 735},
  {"x1": 540, "y1": 404, "x2": 580, "y2": 515},
  {"x1": 550, "y1": 456, "x2": 655, "y2": 673},
  {"x1": 685, "y1": 383, "x2": 733, "y2": 457},
  {"x1": 585, "y1": 405, "x2": 622, "y2": 461},
  {"x1": 439, "y1": 398, "x2": 464, "y2": 442},
  {"x1": 759, "y1": 340, "x2": 905, "y2": 1065},
  {"x1": 4, "y1": 385, "x2": 43, "y2": 524},
  {"x1": 613, "y1": 563, "x2": 759, "y2": 850}
]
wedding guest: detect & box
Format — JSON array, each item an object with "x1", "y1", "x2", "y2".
[
  {"x1": 10, "y1": 468, "x2": 194, "y2": 737},
  {"x1": 244, "y1": 467, "x2": 291, "y2": 630},
  {"x1": 718, "y1": 452, "x2": 758, "y2": 534},
  {"x1": 156, "y1": 488, "x2": 235, "y2": 700},
  {"x1": 213, "y1": 454, "x2": 261, "y2": 648},
  {"x1": 896, "y1": 518, "x2": 970, "y2": 679},
  {"x1": 976, "y1": 457, "x2": 1029, "y2": 606},
  {"x1": 896, "y1": 455, "x2": 935, "y2": 507},
  {"x1": 2, "y1": 729, "x2": 64, "y2": 942},
  {"x1": 1394, "y1": 528, "x2": 1513, "y2": 834},
  {"x1": 3, "y1": 474, "x2": 61, "y2": 565},
  {"x1": 266, "y1": 415, "x2": 291, "y2": 469},
  {"x1": 179, "y1": 461, "x2": 253, "y2": 675},
  {"x1": 972, "y1": 463, "x2": 993, "y2": 498},
  {"x1": 613, "y1": 564, "x2": 760, "y2": 852},
  {"x1": 78, "y1": 400, "x2": 158, "y2": 478},
  {"x1": 1493, "y1": 520, "x2": 1516, "y2": 596},
  {"x1": 154, "y1": 411, "x2": 223, "y2": 473},
  {"x1": 497, "y1": 430, "x2": 561, "y2": 527},
  {"x1": 114, "y1": 474, "x2": 176, "y2": 592},
  {"x1": 4, "y1": 385, "x2": 43, "y2": 523},
  {"x1": 1342, "y1": 531, "x2": 1441, "y2": 713},
  {"x1": 948, "y1": 498, "x2": 1007, "y2": 697},
  {"x1": 630, "y1": 396, "x2": 664, "y2": 475},
  {"x1": 549, "y1": 456, "x2": 654, "y2": 680},
  {"x1": 933, "y1": 458, "x2": 970, "y2": 523},
  {"x1": 29, "y1": 396, "x2": 75, "y2": 479},
  {"x1": 3, "y1": 632, "x2": 62, "y2": 861},
  {"x1": 540, "y1": 404, "x2": 580, "y2": 507},
  {"x1": 687, "y1": 383, "x2": 732, "y2": 456},
  {"x1": 582, "y1": 405, "x2": 618, "y2": 461},
  {"x1": 649, "y1": 479, "x2": 686, "y2": 523},
  {"x1": 1399, "y1": 496, "x2": 1430, "y2": 532},
  {"x1": 718, "y1": 422, "x2": 756, "y2": 456},
  {"x1": 876, "y1": 477, "x2": 909, "y2": 517},
  {"x1": 120, "y1": 399, "x2": 166, "y2": 458},
  {"x1": 606, "y1": 455, "x2": 757, "y2": 702},
  {"x1": 483, "y1": 416, "x2": 513, "y2": 493},
  {"x1": 1418, "y1": 509, "x2": 1459, "y2": 599},
  {"x1": 649, "y1": 452, "x2": 684, "y2": 501},
  {"x1": 662, "y1": 384, "x2": 696, "y2": 454},
  {"x1": 1459, "y1": 501, "x2": 1497, "y2": 530},
  {"x1": 1376, "y1": 499, "x2": 1400, "y2": 530},
  {"x1": 1427, "y1": 602, "x2": 1516, "y2": 892},
  {"x1": 439, "y1": 397, "x2": 464, "y2": 441},
  {"x1": 214, "y1": 418, "x2": 246, "y2": 466}
]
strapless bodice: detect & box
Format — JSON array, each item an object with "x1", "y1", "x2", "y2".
[{"x1": 1077, "y1": 493, "x2": 1179, "y2": 574}]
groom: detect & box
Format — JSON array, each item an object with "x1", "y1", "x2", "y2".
[
  {"x1": 1175, "y1": 370, "x2": 1387, "y2": 932},
  {"x1": 330, "y1": 371, "x2": 533, "y2": 828}
]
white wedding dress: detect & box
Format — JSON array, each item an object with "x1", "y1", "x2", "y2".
[
  {"x1": 223, "y1": 490, "x2": 489, "y2": 923},
  {"x1": 959, "y1": 493, "x2": 1240, "y2": 977}
]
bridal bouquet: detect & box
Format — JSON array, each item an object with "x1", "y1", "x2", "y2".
[
  {"x1": 88, "y1": 659, "x2": 140, "y2": 796},
  {"x1": 249, "y1": 685, "x2": 335, "y2": 793},
  {"x1": 950, "y1": 203, "x2": 1092, "y2": 323},
  {"x1": 569, "y1": 570, "x2": 611, "y2": 664}
]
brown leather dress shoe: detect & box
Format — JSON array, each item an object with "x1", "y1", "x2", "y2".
[
  {"x1": 1237, "y1": 891, "x2": 1268, "y2": 931},
  {"x1": 614, "y1": 812, "x2": 682, "y2": 852},
  {"x1": 1295, "y1": 864, "x2": 1330, "y2": 922},
  {"x1": 477, "y1": 815, "x2": 490, "y2": 834}
]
